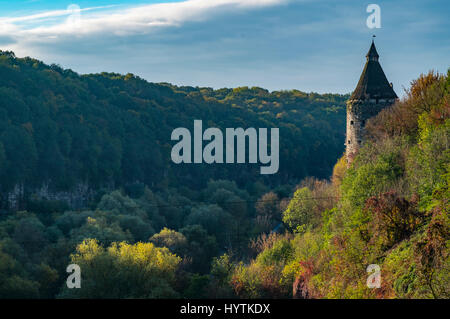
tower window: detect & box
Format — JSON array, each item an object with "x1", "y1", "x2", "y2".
[
  {"x1": 350, "y1": 120, "x2": 354, "y2": 125},
  {"x1": 348, "y1": 140, "x2": 351, "y2": 144}
]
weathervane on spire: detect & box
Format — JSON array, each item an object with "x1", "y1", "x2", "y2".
[{"x1": 372, "y1": 34, "x2": 376, "y2": 43}]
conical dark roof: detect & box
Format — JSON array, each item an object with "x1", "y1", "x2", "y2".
[
  {"x1": 350, "y1": 42, "x2": 397, "y2": 100},
  {"x1": 366, "y1": 41, "x2": 379, "y2": 60}
]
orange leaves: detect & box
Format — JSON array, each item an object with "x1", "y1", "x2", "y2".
[{"x1": 365, "y1": 191, "x2": 422, "y2": 249}]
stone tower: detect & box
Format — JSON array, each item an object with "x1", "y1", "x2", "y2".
[{"x1": 346, "y1": 40, "x2": 398, "y2": 164}]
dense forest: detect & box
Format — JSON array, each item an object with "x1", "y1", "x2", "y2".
[
  {"x1": 0, "y1": 50, "x2": 347, "y2": 209},
  {"x1": 0, "y1": 50, "x2": 448, "y2": 298}
]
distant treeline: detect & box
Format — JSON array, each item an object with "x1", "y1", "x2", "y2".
[{"x1": 0, "y1": 50, "x2": 347, "y2": 198}]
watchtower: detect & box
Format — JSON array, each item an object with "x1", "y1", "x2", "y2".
[{"x1": 346, "y1": 39, "x2": 398, "y2": 164}]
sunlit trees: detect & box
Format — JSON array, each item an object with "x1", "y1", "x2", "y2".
[
  {"x1": 282, "y1": 187, "x2": 316, "y2": 231},
  {"x1": 59, "y1": 239, "x2": 181, "y2": 298},
  {"x1": 150, "y1": 227, "x2": 188, "y2": 256}
]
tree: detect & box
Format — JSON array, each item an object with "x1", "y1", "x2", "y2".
[
  {"x1": 185, "y1": 204, "x2": 231, "y2": 245},
  {"x1": 0, "y1": 247, "x2": 39, "y2": 298},
  {"x1": 255, "y1": 192, "x2": 280, "y2": 221},
  {"x1": 59, "y1": 239, "x2": 181, "y2": 298},
  {"x1": 282, "y1": 187, "x2": 316, "y2": 231},
  {"x1": 150, "y1": 228, "x2": 188, "y2": 256}
]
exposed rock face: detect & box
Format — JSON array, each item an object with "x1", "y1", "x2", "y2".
[
  {"x1": 33, "y1": 182, "x2": 93, "y2": 209},
  {"x1": 6, "y1": 184, "x2": 25, "y2": 211},
  {"x1": 2, "y1": 182, "x2": 94, "y2": 211}
]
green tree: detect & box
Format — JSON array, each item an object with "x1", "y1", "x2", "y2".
[
  {"x1": 59, "y1": 239, "x2": 181, "y2": 298},
  {"x1": 282, "y1": 187, "x2": 316, "y2": 231}
]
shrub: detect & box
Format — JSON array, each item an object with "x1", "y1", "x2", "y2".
[{"x1": 365, "y1": 191, "x2": 422, "y2": 249}]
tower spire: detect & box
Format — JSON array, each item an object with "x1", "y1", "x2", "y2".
[{"x1": 366, "y1": 36, "x2": 379, "y2": 61}]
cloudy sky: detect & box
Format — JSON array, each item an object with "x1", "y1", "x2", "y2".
[{"x1": 0, "y1": 0, "x2": 448, "y2": 95}]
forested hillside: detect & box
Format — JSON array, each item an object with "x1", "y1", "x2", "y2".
[
  {"x1": 0, "y1": 50, "x2": 346, "y2": 210},
  {"x1": 229, "y1": 70, "x2": 449, "y2": 299},
  {"x1": 0, "y1": 50, "x2": 346, "y2": 298},
  {"x1": 0, "y1": 49, "x2": 447, "y2": 299}
]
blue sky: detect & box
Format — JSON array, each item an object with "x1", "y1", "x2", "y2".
[{"x1": 0, "y1": 0, "x2": 448, "y2": 95}]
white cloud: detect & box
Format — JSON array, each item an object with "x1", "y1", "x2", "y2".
[
  {"x1": 0, "y1": 0, "x2": 287, "y2": 40},
  {"x1": 0, "y1": 5, "x2": 115, "y2": 24}
]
